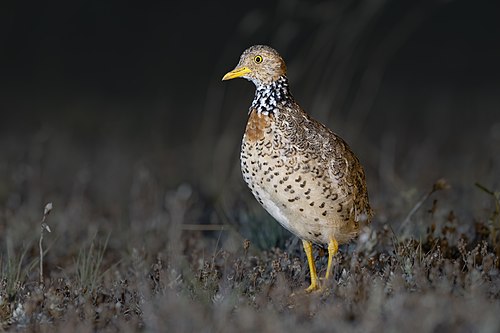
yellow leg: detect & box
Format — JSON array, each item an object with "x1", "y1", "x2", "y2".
[
  {"x1": 302, "y1": 240, "x2": 320, "y2": 292},
  {"x1": 325, "y1": 237, "x2": 339, "y2": 280}
]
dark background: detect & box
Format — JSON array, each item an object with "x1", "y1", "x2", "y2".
[{"x1": 1, "y1": 0, "x2": 499, "y2": 229}]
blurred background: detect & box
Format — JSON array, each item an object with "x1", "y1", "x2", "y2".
[{"x1": 1, "y1": 0, "x2": 499, "y2": 249}]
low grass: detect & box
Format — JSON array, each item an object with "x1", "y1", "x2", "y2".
[{"x1": 0, "y1": 172, "x2": 499, "y2": 332}]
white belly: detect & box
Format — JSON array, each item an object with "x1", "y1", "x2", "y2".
[{"x1": 253, "y1": 184, "x2": 292, "y2": 230}]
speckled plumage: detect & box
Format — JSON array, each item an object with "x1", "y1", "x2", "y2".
[{"x1": 223, "y1": 45, "x2": 372, "y2": 291}]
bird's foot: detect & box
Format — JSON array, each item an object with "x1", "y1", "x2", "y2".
[{"x1": 304, "y1": 280, "x2": 321, "y2": 293}]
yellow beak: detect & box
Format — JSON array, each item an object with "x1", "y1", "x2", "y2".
[{"x1": 222, "y1": 67, "x2": 252, "y2": 81}]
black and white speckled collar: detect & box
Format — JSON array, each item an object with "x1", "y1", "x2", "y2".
[{"x1": 250, "y1": 76, "x2": 293, "y2": 116}]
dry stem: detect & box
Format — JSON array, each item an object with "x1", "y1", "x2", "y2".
[{"x1": 39, "y1": 202, "x2": 53, "y2": 286}]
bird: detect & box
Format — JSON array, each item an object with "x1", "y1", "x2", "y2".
[{"x1": 222, "y1": 45, "x2": 372, "y2": 292}]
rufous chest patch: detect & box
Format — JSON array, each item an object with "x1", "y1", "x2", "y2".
[{"x1": 245, "y1": 110, "x2": 272, "y2": 142}]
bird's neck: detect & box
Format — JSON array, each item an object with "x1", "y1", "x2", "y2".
[{"x1": 250, "y1": 76, "x2": 293, "y2": 116}]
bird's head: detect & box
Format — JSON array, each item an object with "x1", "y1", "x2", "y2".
[{"x1": 222, "y1": 45, "x2": 287, "y2": 86}]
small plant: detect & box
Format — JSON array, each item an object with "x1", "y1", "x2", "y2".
[
  {"x1": 39, "y1": 202, "x2": 52, "y2": 286},
  {"x1": 399, "y1": 178, "x2": 450, "y2": 233},
  {"x1": 76, "y1": 233, "x2": 109, "y2": 294},
  {"x1": 0, "y1": 247, "x2": 33, "y2": 300},
  {"x1": 475, "y1": 183, "x2": 500, "y2": 255}
]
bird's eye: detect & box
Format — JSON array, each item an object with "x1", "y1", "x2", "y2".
[{"x1": 254, "y1": 55, "x2": 263, "y2": 64}]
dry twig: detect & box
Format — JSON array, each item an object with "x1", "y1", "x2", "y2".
[{"x1": 39, "y1": 202, "x2": 53, "y2": 285}]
